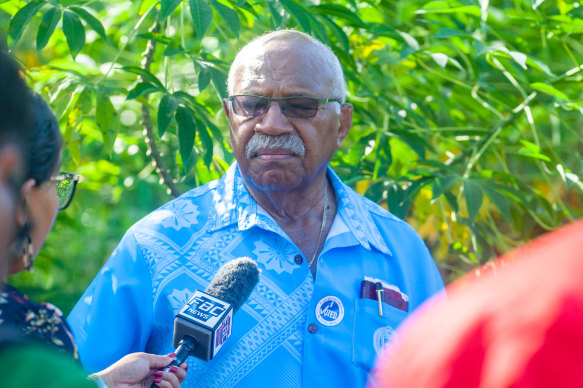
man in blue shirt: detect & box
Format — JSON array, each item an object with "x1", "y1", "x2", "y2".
[{"x1": 68, "y1": 30, "x2": 444, "y2": 388}]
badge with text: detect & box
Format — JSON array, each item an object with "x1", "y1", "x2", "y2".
[
  {"x1": 179, "y1": 290, "x2": 231, "y2": 328},
  {"x1": 176, "y1": 290, "x2": 234, "y2": 358},
  {"x1": 315, "y1": 296, "x2": 344, "y2": 326}
]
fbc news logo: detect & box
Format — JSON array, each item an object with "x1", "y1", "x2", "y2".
[
  {"x1": 315, "y1": 296, "x2": 344, "y2": 326},
  {"x1": 187, "y1": 295, "x2": 227, "y2": 322}
]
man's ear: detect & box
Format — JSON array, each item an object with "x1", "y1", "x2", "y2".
[
  {"x1": 15, "y1": 178, "x2": 35, "y2": 228},
  {"x1": 336, "y1": 103, "x2": 353, "y2": 148}
]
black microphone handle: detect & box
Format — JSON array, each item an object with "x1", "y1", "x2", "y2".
[{"x1": 151, "y1": 335, "x2": 198, "y2": 388}]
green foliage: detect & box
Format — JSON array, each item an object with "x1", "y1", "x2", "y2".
[{"x1": 1, "y1": 0, "x2": 581, "y2": 314}]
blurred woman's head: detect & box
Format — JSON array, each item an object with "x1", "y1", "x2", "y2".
[
  {"x1": 9, "y1": 93, "x2": 63, "y2": 275},
  {"x1": 0, "y1": 51, "x2": 33, "y2": 281}
]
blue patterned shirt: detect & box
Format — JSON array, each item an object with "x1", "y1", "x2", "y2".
[{"x1": 67, "y1": 163, "x2": 444, "y2": 388}]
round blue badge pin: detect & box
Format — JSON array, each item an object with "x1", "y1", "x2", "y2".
[{"x1": 315, "y1": 296, "x2": 344, "y2": 326}]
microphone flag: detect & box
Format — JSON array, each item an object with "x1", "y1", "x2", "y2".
[{"x1": 174, "y1": 290, "x2": 234, "y2": 361}]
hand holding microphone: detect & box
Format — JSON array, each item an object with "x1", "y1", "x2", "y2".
[{"x1": 152, "y1": 257, "x2": 260, "y2": 388}]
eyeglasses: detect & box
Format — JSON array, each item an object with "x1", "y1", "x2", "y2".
[
  {"x1": 50, "y1": 172, "x2": 81, "y2": 210},
  {"x1": 229, "y1": 94, "x2": 340, "y2": 119}
]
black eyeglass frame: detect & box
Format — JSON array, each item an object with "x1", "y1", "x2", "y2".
[
  {"x1": 50, "y1": 171, "x2": 81, "y2": 210},
  {"x1": 229, "y1": 94, "x2": 341, "y2": 119}
]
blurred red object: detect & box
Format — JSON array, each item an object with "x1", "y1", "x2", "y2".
[{"x1": 369, "y1": 219, "x2": 583, "y2": 388}]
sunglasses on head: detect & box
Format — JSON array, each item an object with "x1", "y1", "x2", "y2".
[{"x1": 229, "y1": 94, "x2": 340, "y2": 119}]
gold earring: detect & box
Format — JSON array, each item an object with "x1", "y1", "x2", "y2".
[{"x1": 21, "y1": 221, "x2": 34, "y2": 273}]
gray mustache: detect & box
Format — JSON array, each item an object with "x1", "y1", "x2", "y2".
[{"x1": 245, "y1": 133, "x2": 306, "y2": 158}]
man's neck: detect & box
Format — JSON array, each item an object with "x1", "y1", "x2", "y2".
[
  {"x1": 242, "y1": 171, "x2": 337, "y2": 278},
  {"x1": 243, "y1": 173, "x2": 329, "y2": 225}
]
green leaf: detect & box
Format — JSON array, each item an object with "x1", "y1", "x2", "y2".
[
  {"x1": 198, "y1": 67, "x2": 211, "y2": 92},
  {"x1": 433, "y1": 27, "x2": 470, "y2": 38},
  {"x1": 77, "y1": 87, "x2": 93, "y2": 114},
  {"x1": 173, "y1": 91, "x2": 197, "y2": 106},
  {"x1": 429, "y1": 52, "x2": 448, "y2": 68},
  {"x1": 95, "y1": 95, "x2": 119, "y2": 152},
  {"x1": 416, "y1": 2, "x2": 481, "y2": 16},
  {"x1": 120, "y1": 66, "x2": 166, "y2": 89},
  {"x1": 265, "y1": 0, "x2": 283, "y2": 27},
  {"x1": 190, "y1": 0, "x2": 213, "y2": 40},
  {"x1": 69, "y1": 6, "x2": 107, "y2": 42},
  {"x1": 527, "y1": 57, "x2": 554, "y2": 77},
  {"x1": 158, "y1": 94, "x2": 179, "y2": 137},
  {"x1": 347, "y1": 137, "x2": 370, "y2": 166},
  {"x1": 316, "y1": 14, "x2": 350, "y2": 52},
  {"x1": 517, "y1": 140, "x2": 552, "y2": 162},
  {"x1": 508, "y1": 51, "x2": 527, "y2": 69},
  {"x1": 126, "y1": 82, "x2": 163, "y2": 100},
  {"x1": 432, "y1": 174, "x2": 460, "y2": 200},
  {"x1": 192, "y1": 104, "x2": 224, "y2": 142},
  {"x1": 399, "y1": 30, "x2": 419, "y2": 58},
  {"x1": 309, "y1": 4, "x2": 364, "y2": 26},
  {"x1": 464, "y1": 179, "x2": 483, "y2": 223},
  {"x1": 136, "y1": 32, "x2": 172, "y2": 45},
  {"x1": 530, "y1": 82, "x2": 570, "y2": 101},
  {"x1": 175, "y1": 106, "x2": 196, "y2": 163},
  {"x1": 193, "y1": 115, "x2": 213, "y2": 166},
  {"x1": 9, "y1": 1, "x2": 44, "y2": 44},
  {"x1": 367, "y1": 23, "x2": 400, "y2": 39},
  {"x1": 62, "y1": 10, "x2": 85, "y2": 58},
  {"x1": 210, "y1": 0, "x2": 240, "y2": 38},
  {"x1": 161, "y1": 0, "x2": 183, "y2": 20},
  {"x1": 399, "y1": 31, "x2": 419, "y2": 50},
  {"x1": 279, "y1": 0, "x2": 312, "y2": 33},
  {"x1": 36, "y1": 6, "x2": 62, "y2": 51},
  {"x1": 163, "y1": 40, "x2": 186, "y2": 56},
  {"x1": 209, "y1": 66, "x2": 228, "y2": 99},
  {"x1": 482, "y1": 185, "x2": 511, "y2": 223}
]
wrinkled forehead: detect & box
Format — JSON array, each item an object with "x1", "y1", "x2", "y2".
[{"x1": 231, "y1": 39, "x2": 335, "y2": 95}]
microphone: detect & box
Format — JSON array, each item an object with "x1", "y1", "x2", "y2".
[{"x1": 152, "y1": 257, "x2": 260, "y2": 387}]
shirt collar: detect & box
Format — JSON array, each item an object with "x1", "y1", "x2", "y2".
[
  {"x1": 327, "y1": 167, "x2": 392, "y2": 256},
  {"x1": 208, "y1": 163, "x2": 392, "y2": 256}
]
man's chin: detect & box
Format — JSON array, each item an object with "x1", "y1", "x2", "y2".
[{"x1": 244, "y1": 169, "x2": 303, "y2": 192}]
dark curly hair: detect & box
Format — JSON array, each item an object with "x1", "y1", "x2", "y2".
[
  {"x1": 0, "y1": 50, "x2": 33, "y2": 154},
  {"x1": 26, "y1": 93, "x2": 63, "y2": 185}
]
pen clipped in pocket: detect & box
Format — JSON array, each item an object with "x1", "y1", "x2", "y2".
[{"x1": 359, "y1": 277, "x2": 408, "y2": 314}]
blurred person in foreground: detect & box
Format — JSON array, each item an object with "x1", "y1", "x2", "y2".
[
  {"x1": 0, "y1": 50, "x2": 33, "y2": 274},
  {"x1": 68, "y1": 29, "x2": 444, "y2": 387},
  {"x1": 0, "y1": 52, "x2": 187, "y2": 388},
  {"x1": 368, "y1": 218, "x2": 583, "y2": 388}
]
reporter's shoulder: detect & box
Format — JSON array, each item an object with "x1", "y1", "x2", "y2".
[{"x1": 0, "y1": 343, "x2": 95, "y2": 388}]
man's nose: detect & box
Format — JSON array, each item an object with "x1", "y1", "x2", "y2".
[{"x1": 255, "y1": 101, "x2": 294, "y2": 135}]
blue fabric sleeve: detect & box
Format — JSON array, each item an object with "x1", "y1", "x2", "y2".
[{"x1": 66, "y1": 230, "x2": 154, "y2": 373}]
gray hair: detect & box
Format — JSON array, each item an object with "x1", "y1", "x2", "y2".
[{"x1": 227, "y1": 30, "x2": 346, "y2": 103}]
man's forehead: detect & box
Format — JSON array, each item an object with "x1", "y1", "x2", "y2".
[{"x1": 231, "y1": 41, "x2": 331, "y2": 94}]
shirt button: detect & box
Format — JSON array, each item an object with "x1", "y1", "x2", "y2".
[
  {"x1": 294, "y1": 255, "x2": 303, "y2": 264},
  {"x1": 308, "y1": 323, "x2": 318, "y2": 333}
]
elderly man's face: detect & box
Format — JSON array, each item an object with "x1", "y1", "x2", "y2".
[{"x1": 224, "y1": 40, "x2": 352, "y2": 193}]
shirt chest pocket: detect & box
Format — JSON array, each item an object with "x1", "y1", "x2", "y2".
[{"x1": 351, "y1": 298, "x2": 408, "y2": 371}]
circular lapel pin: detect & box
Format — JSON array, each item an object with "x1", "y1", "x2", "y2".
[{"x1": 315, "y1": 296, "x2": 344, "y2": 327}]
